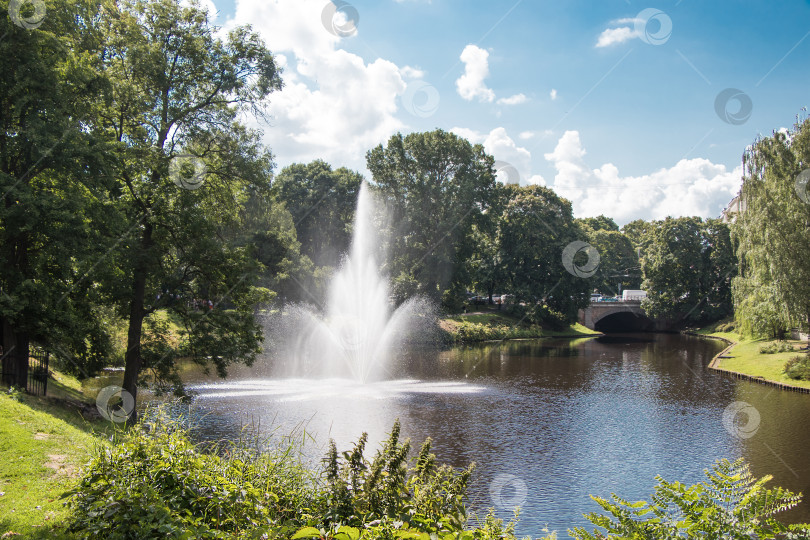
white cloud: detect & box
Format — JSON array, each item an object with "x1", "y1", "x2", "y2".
[
  {"x1": 223, "y1": 0, "x2": 407, "y2": 171},
  {"x1": 450, "y1": 126, "x2": 544, "y2": 186},
  {"x1": 544, "y1": 131, "x2": 743, "y2": 223},
  {"x1": 519, "y1": 131, "x2": 535, "y2": 140},
  {"x1": 400, "y1": 65, "x2": 425, "y2": 79},
  {"x1": 497, "y1": 93, "x2": 528, "y2": 106},
  {"x1": 456, "y1": 44, "x2": 495, "y2": 103},
  {"x1": 595, "y1": 26, "x2": 638, "y2": 48},
  {"x1": 549, "y1": 88, "x2": 557, "y2": 100}
]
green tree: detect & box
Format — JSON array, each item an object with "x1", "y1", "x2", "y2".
[
  {"x1": 733, "y1": 119, "x2": 810, "y2": 338},
  {"x1": 577, "y1": 215, "x2": 620, "y2": 232},
  {"x1": 0, "y1": 0, "x2": 114, "y2": 386},
  {"x1": 366, "y1": 130, "x2": 497, "y2": 308},
  {"x1": 577, "y1": 220, "x2": 640, "y2": 296},
  {"x1": 273, "y1": 160, "x2": 363, "y2": 268},
  {"x1": 621, "y1": 218, "x2": 654, "y2": 252},
  {"x1": 95, "y1": 0, "x2": 282, "y2": 419},
  {"x1": 641, "y1": 217, "x2": 735, "y2": 324},
  {"x1": 497, "y1": 185, "x2": 591, "y2": 325}
]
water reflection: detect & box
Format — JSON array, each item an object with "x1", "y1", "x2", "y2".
[{"x1": 90, "y1": 333, "x2": 810, "y2": 535}]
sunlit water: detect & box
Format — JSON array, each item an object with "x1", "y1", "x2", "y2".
[{"x1": 126, "y1": 333, "x2": 810, "y2": 536}]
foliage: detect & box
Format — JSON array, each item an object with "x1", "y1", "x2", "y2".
[
  {"x1": 640, "y1": 217, "x2": 736, "y2": 325},
  {"x1": 783, "y1": 354, "x2": 810, "y2": 381},
  {"x1": 759, "y1": 341, "x2": 795, "y2": 354},
  {"x1": 0, "y1": 0, "x2": 115, "y2": 385},
  {"x1": 496, "y1": 186, "x2": 591, "y2": 322},
  {"x1": 733, "y1": 117, "x2": 810, "y2": 338},
  {"x1": 320, "y1": 420, "x2": 473, "y2": 532},
  {"x1": 91, "y1": 0, "x2": 284, "y2": 419},
  {"x1": 367, "y1": 130, "x2": 497, "y2": 308},
  {"x1": 570, "y1": 458, "x2": 809, "y2": 539},
  {"x1": 66, "y1": 410, "x2": 317, "y2": 539},
  {"x1": 273, "y1": 160, "x2": 364, "y2": 268},
  {"x1": 578, "y1": 224, "x2": 640, "y2": 296}
]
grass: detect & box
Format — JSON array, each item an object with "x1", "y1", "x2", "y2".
[
  {"x1": 693, "y1": 320, "x2": 810, "y2": 390},
  {"x1": 440, "y1": 310, "x2": 600, "y2": 343},
  {"x1": 0, "y1": 375, "x2": 110, "y2": 539}
]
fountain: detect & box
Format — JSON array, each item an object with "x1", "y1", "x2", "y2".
[{"x1": 279, "y1": 182, "x2": 427, "y2": 382}]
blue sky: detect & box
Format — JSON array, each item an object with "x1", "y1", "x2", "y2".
[{"x1": 204, "y1": 0, "x2": 810, "y2": 224}]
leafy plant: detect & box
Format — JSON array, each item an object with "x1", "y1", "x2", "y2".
[
  {"x1": 570, "y1": 458, "x2": 809, "y2": 539},
  {"x1": 759, "y1": 341, "x2": 794, "y2": 354},
  {"x1": 783, "y1": 354, "x2": 810, "y2": 381},
  {"x1": 319, "y1": 420, "x2": 474, "y2": 532},
  {"x1": 66, "y1": 409, "x2": 317, "y2": 539}
]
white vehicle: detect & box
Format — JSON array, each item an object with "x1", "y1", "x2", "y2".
[{"x1": 622, "y1": 290, "x2": 647, "y2": 301}]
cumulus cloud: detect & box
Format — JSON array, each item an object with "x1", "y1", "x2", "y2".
[
  {"x1": 595, "y1": 26, "x2": 638, "y2": 48},
  {"x1": 497, "y1": 93, "x2": 528, "y2": 106},
  {"x1": 450, "y1": 126, "x2": 545, "y2": 186},
  {"x1": 400, "y1": 65, "x2": 426, "y2": 79},
  {"x1": 544, "y1": 131, "x2": 743, "y2": 223},
  {"x1": 223, "y1": 0, "x2": 406, "y2": 170},
  {"x1": 456, "y1": 44, "x2": 496, "y2": 102},
  {"x1": 549, "y1": 88, "x2": 557, "y2": 100}
]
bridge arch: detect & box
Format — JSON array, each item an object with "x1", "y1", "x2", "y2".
[
  {"x1": 593, "y1": 310, "x2": 655, "y2": 332},
  {"x1": 579, "y1": 302, "x2": 660, "y2": 332}
]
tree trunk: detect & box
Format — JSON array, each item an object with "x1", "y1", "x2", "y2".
[
  {"x1": 1, "y1": 316, "x2": 29, "y2": 389},
  {"x1": 121, "y1": 224, "x2": 153, "y2": 426}
]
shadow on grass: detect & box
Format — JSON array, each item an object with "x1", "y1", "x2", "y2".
[{"x1": 0, "y1": 517, "x2": 78, "y2": 539}]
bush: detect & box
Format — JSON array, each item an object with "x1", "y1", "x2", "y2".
[
  {"x1": 715, "y1": 320, "x2": 737, "y2": 332},
  {"x1": 759, "y1": 341, "x2": 794, "y2": 354},
  {"x1": 572, "y1": 458, "x2": 808, "y2": 539},
  {"x1": 66, "y1": 410, "x2": 317, "y2": 539},
  {"x1": 783, "y1": 354, "x2": 810, "y2": 381}
]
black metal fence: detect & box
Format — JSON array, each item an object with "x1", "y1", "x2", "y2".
[{"x1": 0, "y1": 346, "x2": 50, "y2": 396}]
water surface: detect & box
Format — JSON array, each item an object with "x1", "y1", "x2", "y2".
[{"x1": 145, "y1": 333, "x2": 810, "y2": 535}]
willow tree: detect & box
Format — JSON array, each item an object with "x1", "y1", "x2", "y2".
[
  {"x1": 95, "y1": 0, "x2": 282, "y2": 419},
  {"x1": 732, "y1": 118, "x2": 810, "y2": 338}
]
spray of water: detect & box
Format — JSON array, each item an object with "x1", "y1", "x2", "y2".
[{"x1": 274, "y1": 183, "x2": 429, "y2": 383}]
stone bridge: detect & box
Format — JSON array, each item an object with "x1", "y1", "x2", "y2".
[{"x1": 578, "y1": 301, "x2": 668, "y2": 332}]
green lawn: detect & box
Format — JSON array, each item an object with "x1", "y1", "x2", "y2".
[
  {"x1": 694, "y1": 322, "x2": 810, "y2": 390},
  {"x1": 0, "y1": 379, "x2": 109, "y2": 538},
  {"x1": 441, "y1": 311, "x2": 600, "y2": 343}
]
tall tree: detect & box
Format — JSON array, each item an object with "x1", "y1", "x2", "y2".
[
  {"x1": 0, "y1": 0, "x2": 112, "y2": 386},
  {"x1": 733, "y1": 119, "x2": 810, "y2": 338},
  {"x1": 641, "y1": 217, "x2": 735, "y2": 325},
  {"x1": 273, "y1": 160, "x2": 363, "y2": 269},
  {"x1": 96, "y1": 0, "x2": 282, "y2": 420},
  {"x1": 367, "y1": 130, "x2": 497, "y2": 308},
  {"x1": 579, "y1": 226, "x2": 640, "y2": 296},
  {"x1": 497, "y1": 185, "x2": 591, "y2": 325}
]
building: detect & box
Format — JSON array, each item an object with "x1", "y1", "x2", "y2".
[{"x1": 721, "y1": 192, "x2": 746, "y2": 223}]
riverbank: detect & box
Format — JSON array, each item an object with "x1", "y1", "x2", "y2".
[
  {"x1": 690, "y1": 322, "x2": 810, "y2": 393},
  {"x1": 440, "y1": 310, "x2": 600, "y2": 343},
  {"x1": 0, "y1": 373, "x2": 110, "y2": 538}
]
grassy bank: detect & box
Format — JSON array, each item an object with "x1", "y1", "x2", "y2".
[
  {"x1": 440, "y1": 310, "x2": 600, "y2": 343},
  {"x1": 0, "y1": 374, "x2": 108, "y2": 539},
  {"x1": 692, "y1": 321, "x2": 810, "y2": 390}
]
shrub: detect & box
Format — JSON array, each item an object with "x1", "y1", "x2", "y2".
[
  {"x1": 571, "y1": 458, "x2": 808, "y2": 539},
  {"x1": 66, "y1": 410, "x2": 317, "y2": 539},
  {"x1": 716, "y1": 320, "x2": 737, "y2": 332},
  {"x1": 759, "y1": 341, "x2": 794, "y2": 354},
  {"x1": 783, "y1": 354, "x2": 810, "y2": 381}
]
